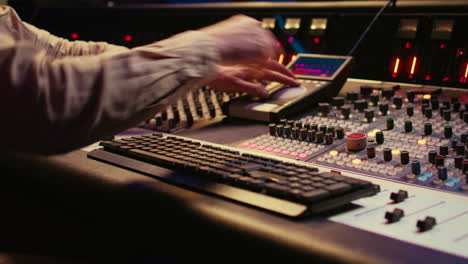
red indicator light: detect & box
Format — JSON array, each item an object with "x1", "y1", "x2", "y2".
[
  {"x1": 313, "y1": 37, "x2": 320, "y2": 45},
  {"x1": 442, "y1": 76, "x2": 450, "y2": 82},
  {"x1": 124, "y1": 35, "x2": 133, "y2": 42},
  {"x1": 409, "y1": 74, "x2": 414, "y2": 79},
  {"x1": 425, "y1": 74, "x2": 431, "y2": 81},
  {"x1": 439, "y1": 44, "x2": 446, "y2": 49},
  {"x1": 405, "y1": 42, "x2": 411, "y2": 49},
  {"x1": 287, "y1": 36, "x2": 294, "y2": 43},
  {"x1": 71, "y1": 33, "x2": 78, "y2": 40},
  {"x1": 276, "y1": 41, "x2": 282, "y2": 47},
  {"x1": 410, "y1": 56, "x2": 418, "y2": 75}
]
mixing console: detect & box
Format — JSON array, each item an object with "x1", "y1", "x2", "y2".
[
  {"x1": 238, "y1": 84, "x2": 468, "y2": 196},
  {"x1": 141, "y1": 87, "x2": 238, "y2": 132}
]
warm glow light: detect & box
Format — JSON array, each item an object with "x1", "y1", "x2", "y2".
[
  {"x1": 405, "y1": 42, "x2": 411, "y2": 49},
  {"x1": 423, "y1": 94, "x2": 431, "y2": 100},
  {"x1": 71, "y1": 33, "x2": 78, "y2": 39},
  {"x1": 392, "y1": 149, "x2": 401, "y2": 155},
  {"x1": 313, "y1": 37, "x2": 320, "y2": 44},
  {"x1": 330, "y1": 150, "x2": 338, "y2": 156},
  {"x1": 352, "y1": 159, "x2": 362, "y2": 165},
  {"x1": 440, "y1": 44, "x2": 446, "y2": 49},
  {"x1": 410, "y1": 56, "x2": 417, "y2": 75},
  {"x1": 418, "y1": 139, "x2": 427, "y2": 145},
  {"x1": 367, "y1": 131, "x2": 376, "y2": 138},
  {"x1": 393, "y1": 57, "x2": 400, "y2": 74},
  {"x1": 425, "y1": 74, "x2": 431, "y2": 81},
  {"x1": 124, "y1": 35, "x2": 133, "y2": 42},
  {"x1": 278, "y1": 54, "x2": 284, "y2": 64},
  {"x1": 465, "y1": 63, "x2": 468, "y2": 78}
]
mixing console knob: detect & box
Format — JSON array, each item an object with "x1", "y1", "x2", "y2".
[
  {"x1": 453, "y1": 102, "x2": 461, "y2": 112},
  {"x1": 284, "y1": 125, "x2": 292, "y2": 138},
  {"x1": 311, "y1": 124, "x2": 319, "y2": 131},
  {"x1": 386, "y1": 118, "x2": 394, "y2": 130},
  {"x1": 464, "y1": 160, "x2": 468, "y2": 173},
  {"x1": 336, "y1": 127, "x2": 345, "y2": 139},
  {"x1": 455, "y1": 156, "x2": 464, "y2": 169},
  {"x1": 303, "y1": 123, "x2": 311, "y2": 131},
  {"x1": 370, "y1": 93, "x2": 380, "y2": 106},
  {"x1": 404, "y1": 120, "x2": 413, "y2": 133},
  {"x1": 376, "y1": 131, "x2": 384, "y2": 144},
  {"x1": 327, "y1": 126, "x2": 336, "y2": 137},
  {"x1": 406, "y1": 105, "x2": 414, "y2": 116},
  {"x1": 292, "y1": 127, "x2": 299, "y2": 139},
  {"x1": 316, "y1": 131, "x2": 324, "y2": 143},
  {"x1": 424, "y1": 108, "x2": 433, "y2": 119},
  {"x1": 360, "y1": 86, "x2": 373, "y2": 98},
  {"x1": 319, "y1": 125, "x2": 327, "y2": 134},
  {"x1": 385, "y1": 208, "x2": 405, "y2": 223},
  {"x1": 443, "y1": 110, "x2": 451, "y2": 121},
  {"x1": 401, "y1": 151, "x2": 410, "y2": 165},
  {"x1": 462, "y1": 132, "x2": 468, "y2": 145},
  {"x1": 406, "y1": 91, "x2": 415, "y2": 103},
  {"x1": 168, "y1": 118, "x2": 176, "y2": 129},
  {"x1": 428, "y1": 150, "x2": 437, "y2": 164},
  {"x1": 417, "y1": 216, "x2": 437, "y2": 232},
  {"x1": 393, "y1": 96, "x2": 403, "y2": 109},
  {"x1": 422, "y1": 98, "x2": 430, "y2": 107},
  {"x1": 308, "y1": 130, "x2": 317, "y2": 142},
  {"x1": 341, "y1": 106, "x2": 351, "y2": 119},
  {"x1": 287, "y1": 120, "x2": 295, "y2": 127},
  {"x1": 367, "y1": 146, "x2": 376, "y2": 159},
  {"x1": 364, "y1": 109, "x2": 375, "y2": 122},
  {"x1": 444, "y1": 126, "x2": 453, "y2": 138},
  {"x1": 279, "y1": 118, "x2": 288, "y2": 125},
  {"x1": 436, "y1": 155, "x2": 445, "y2": 167},
  {"x1": 161, "y1": 111, "x2": 168, "y2": 120},
  {"x1": 379, "y1": 103, "x2": 389, "y2": 116},
  {"x1": 354, "y1": 99, "x2": 368, "y2": 112},
  {"x1": 295, "y1": 121, "x2": 303, "y2": 129},
  {"x1": 331, "y1": 97, "x2": 345, "y2": 108},
  {"x1": 346, "y1": 133, "x2": 367, "y2": 151},
  {"x1": 424, "y1": 123, "x2": 432, "y2": 136},
  {"x1": 346, "y1": 92, "x2": 358, "y2": 102},
  {"x1": 276, "y1": 124, "x2": 284, "y2": 137},
  {"x1": 431, "y1": 98, "x2": 439, "y2": 110},
  {"x1": 411, "y1": 160, "x2": 421, "y2": 175},
  {"x1": 155, "y1": 116, "x2": 162, "y2": 126},
  {"x1": 325, "y1": 133, "x2": 333, "y2": 145},
  {"x1": 383, "y1": 148, "x2": 392, "y2": 162},
  {"x1": 442, "y1": 101, "x2": 451, "y2": 109},
  {"x1": 451, "y1": 139, "x2": 458, "y2": 150},
  {"x1": 439, "y1": 106, "x2": 448, "y2": 117},
  {"x1": 390, "y1": 190, "x2": 408, "y2": 203},
  {"x1": 437, "y1": 167, "x2": 448, "y2": 181},
  {"x1": 300, "y1": 128, "x2": 308, "y2": 141},
  {"x1": 382, "y1": 88, "x2": 394, "y2": 99},
  {"x1": 269, "y1": 123, "x2": 277, "y2": 136},
  {"x1": 440, "y1": 145, "x2": 449, "y2": 156},
  {"x1": 464, "y1": 112, "x2": 468, "y2": 123}
]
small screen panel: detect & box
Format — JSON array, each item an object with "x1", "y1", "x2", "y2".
[{"x1": 290, "y1": 56, "x2": 346, "y2": 78}]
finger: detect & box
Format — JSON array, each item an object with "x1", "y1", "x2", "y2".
[
  {"x1": 257, "y1": 69, "x2": 301, "y2": 87},
  {"x1": 262, "y1": 59, "x2": 297, "y2": 79},
  {"x1": 232, "y1": 78, "x2": 269, "y2": 98}
]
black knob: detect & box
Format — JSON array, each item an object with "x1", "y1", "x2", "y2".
[
  {"x1": 325, "y1": 133, "x2": 333, "y2": 145},
  {"x1": 341, "y1": 106, "x2": 351, "y2": 119},
  {"x1": 276, "y1": 124, "x2": 284, "y2": 137},
  {"x1": 284, "y1": 125, "x2": 292, "y2": 138},
  {"x1": 308, "y1": 130, "x2": 316, "y2": 142},
  {"x1": 367, "y1": 146, "x2": 376, "y2": 159},
  {"x1": 327, "y1": 126, "x2": 336, "y2": 137},
  {"x1": 303, "y1": 123, "x2": 311, "y2": 130},
  {"x1": 444, "y1": 126, "x2": 452, "y2": 138},
  {"x1": 360, "y1": 86, "x2": 373, "y2": 98},
  {"x1": 412, "y1": 160, "x2": 421, "y2": 175},
  {"x1": 406, "y1": 91, "x2": 415, "y2": 103},
  {"x1": 431, "y1": 98, "x2": 439, "y2": 110},
  {"x1": 318, "y1": 103, "x2": 330, "y2": 115},
  {"x1": 428, "y1": 150, "x2": 437, "y2": 164},
  {"x1": 462, "y1": 132, "x2": 468, "y2": 145},
  {"x1": 287, "y1": 120, "x2": 295, "y2": 127},
  {"x1": 455, "y1": 156, "x2": 464, "y2": 169},
  {"x1": 346, "y1": 92, "x2": 358, "y2": 102},
  {"x1": 442, "y1": 101, "x2": 451, "y2": 109},
  {"x1": 438, "y1": 167, "x2": 448, "y2": 181},
  {"x1": 269, "y1": 123, "x2": 277, "y2": 136},
  {"x1": 168, "y1": 118, "x2": 176, "y2": 129},
  {"x1": 456, "y1": 144, "x2": 465, "y2": 156},
  {"x1": 364, "y1": 109, "x2": 375, "y2": 122},
  {"x1": 370, "y1": 93, "x2": 380, "y2": 106},
  {"x1": 386, "y1": 118, "x2": 394, "y2": 130},
  {"x1": 443, "y1": 110, "x2": 451, "y2": 121},
  {"x1": 464, "y1": 160, "x2": 468, "y2": 173},
  {"x1": 424, "y1": 123, "x2": 432, "y2": 136},
  {"x1": 385, "y1": 208, "x2": 405, "y2": 223},
  {"x1": 292, "y1": 127, "x2": 299, "y2": 139},
  {"x1": 155, "y1": 116, "x2": 162, "y2": 126},
  {"x1": 300, "y1": 128, "x2": 308, "y2": 141},
  {"x1": 379, "y1": 103, "x2": 389, "y2": 116},
  {"x1": 311, "y1": 124, "x2": 319, "y2": 131},
  {"x1": 401, "y1": 151, "x2": 410, "y2": 165},
  {"x1": 382, "y1": 88, "x2": 394, "y2": 99},
  {"x1": 161, "y1": 110, "x2": 168, "y2": 120},
  {"x1": 336, "y1": 127, "x2": 345, "y2": 139},
  {"x1": 390, "y1": 190, "x2": 408, "y2": 203},
  {"x1": 422, "y1": 98, "x2": 430, "y2": 107},
  {"x1": 316, "y1": 131, "x2": 324, "y2": 143},
  {"x1": 376, "y1": 131, "x2": 384, "y2": 144},
  {"x1": 294, "y1": 121, "x2": 303, "y2": 129},
  {"x1": 453, "y1": 102, "x2": 461, "y2": 112},
  {"x1": 383, "y1": 148, "x2": 392, "y2": 162},
  {"x1": 354, "y1": 99, "x2": 368, "y2": 112},
  {"x1": 424, "y1": 108, "x2": 433, "y2": 119},
  {"x1": 464, "y1": 112, "x2": 468, "y2": 124},
  {"x1": 436, "y1": 155, "x2": 445, "y2": 167},
  {"x1": 451, "y1": 139, "x2": 458, "y2": 150},
  {"x1": 404, "y1": 120, "x2": 413, "y2": 132},
  {"x1": 439, "y1": 146, "x2": 449, "y2": 156},
  {"x1": 279, "y1": 118, "x2": 288, "y2": 125},
  {"x1": 406, "y1": 105, "x2": 414, "y2": 116},
  {"x1": 332, "y1": 97, "x2": 345, "y2": 108},
  {"x1": 319, "y1": 125, "x2": 327, "y2": 134},
  {"x1": 393, "y1": 96, "x2": 403, "y2": 109},
  {"x1": 417, "y1": 216, "x2": 437, "y2": 232}
]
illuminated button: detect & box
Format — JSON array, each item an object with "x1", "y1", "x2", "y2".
[
  {"x1": 352, "y1": 159, "x2": 362, "y2": 165},
  {"x1": 423, "y1": 94, "x2": 431, "y2": 100},
  {"x1": 392, "y1": 149, "x2": 401, "y2": 155},
  {"x1": 330, "y1": 150, "x2": 339, "y2": 156},
  {"x1": 418, "y1": 139, "x2": 427, "y2": 145}
]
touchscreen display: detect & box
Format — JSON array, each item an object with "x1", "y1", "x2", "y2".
[{"x1": 290, "y1": 56, "x2": 346, "y2": 78}]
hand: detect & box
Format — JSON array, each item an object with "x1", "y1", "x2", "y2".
[
  {"x1": 207, "y1": 60, "x2": 301, "y2": 98},
  {"x1": 199, "y1": 14, "x2": 282, "y2": 65}
]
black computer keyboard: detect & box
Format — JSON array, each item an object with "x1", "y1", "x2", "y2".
[{"x1": 88, "y1": 133, "x2": 379, "y2": 218}]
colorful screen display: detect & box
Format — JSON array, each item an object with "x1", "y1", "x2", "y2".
[{"x1": 290, "y1": 56, "x2": 346, "y2": 78}]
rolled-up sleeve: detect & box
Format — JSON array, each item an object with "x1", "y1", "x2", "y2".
[{"x1": 0, "y1": 6, "x2": 220, "y2": 154}]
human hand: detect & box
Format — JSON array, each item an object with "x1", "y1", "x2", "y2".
[
  {"x1": 207, "y1": 60, "x2": 301, "y2": 98},
  {"x1": 199, "y1": 14, "x2": 282, "y2": 65}
]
